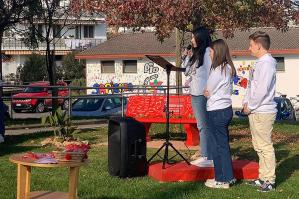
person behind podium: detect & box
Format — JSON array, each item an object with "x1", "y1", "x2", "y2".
[
  {"x1": 203, "y1": 39, "x2": 236, "y2": 189},
  {"x1": 182, "y1": 27, "x2": 213, "y2": 167}
]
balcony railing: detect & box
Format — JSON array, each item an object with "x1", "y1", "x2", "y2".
[{"x1": 1, "y1": 38, "x2": 105, "y2": 51}]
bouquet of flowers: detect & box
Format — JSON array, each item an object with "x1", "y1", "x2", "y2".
[{"x1": 53, "y1": 141, "x2": 90, "y2": 162}]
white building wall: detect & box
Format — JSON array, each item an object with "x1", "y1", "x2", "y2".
[
  {"x1": 276, "y1": 55, "x2": 299, "y2": 98},
  {"x1": 86, "y1": 58, "x2": 177, "y2": 95}
]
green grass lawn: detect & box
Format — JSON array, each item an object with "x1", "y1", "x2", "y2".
[{"x1": 1, "y1": 120, "x2": 299, "y2": 199}]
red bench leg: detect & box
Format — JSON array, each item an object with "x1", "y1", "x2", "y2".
[
  {"x1": 183, "y1": 124, "x2": 199, "y2": 146},
  {"x1": 143, "y1": 123, "x2": 152, "y2": 142}
]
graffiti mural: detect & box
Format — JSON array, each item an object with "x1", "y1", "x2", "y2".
[
  {"x1": 86, "y1": 59, "x2": 176, "y2": 95},
  {"x1": 143, "y1": 62, "x2": 164, "y2": 94},
  {"x1": 232, "y1": 61, "x2": 254, "y2": 96},
  {"x1": 143, "y1": 74, "x2": 159, "y2": 85},
  {"x1": 144, "y1": 62, "x2": 159, "y2": 74},
  {"x1": 92, "y1": 82, "x2": 134, "y2": 94},
  {"x1": 149, "y1": 79, "x2": 163, "y2": 94}
]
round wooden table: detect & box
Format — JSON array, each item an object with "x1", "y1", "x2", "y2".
[{"x1": 9, "y1": 153, "x2": 88, "y2": 199}]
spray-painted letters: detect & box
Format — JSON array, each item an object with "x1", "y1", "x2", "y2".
[{"x1": 92, "y1": 82, "x2": 134, "y2": 94}]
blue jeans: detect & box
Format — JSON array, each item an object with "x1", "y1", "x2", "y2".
[
  {"x1": 191, "y1": 95, "x2": 210, "y2": 158},
  {"x1": 208, "y1": 106, "x2": 234, "y2": 182}
]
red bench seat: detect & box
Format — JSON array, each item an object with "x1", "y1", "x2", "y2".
[{"x1": 126, "y1": 95, "x2": 199, "y2": 146}]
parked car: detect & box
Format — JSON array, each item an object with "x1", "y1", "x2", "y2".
[
  {"x1": 71, "y1": 96, "x2": 127, "y2": 117},
  {"x1": 11, "y1": 81, "x2": 69, "y2": 113},
  {"x1": 235, "y1": 97, "x2": 297, "y2": 121}
]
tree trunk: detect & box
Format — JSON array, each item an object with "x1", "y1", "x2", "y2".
[
  {"x1": 0, "y1": 31, "x2": 4, "y2": 137},
  {"x1": 175, "y1": 28, "x2": 184, "y2": 94},
  {"x1": 46, "y1": 41, "x2": 58, "y2": 114},
  {"x1": 0, "y1": 31, "x2": 4, "y2": 97}
]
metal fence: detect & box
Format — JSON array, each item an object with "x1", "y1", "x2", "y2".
[
  {"x1": 0, "y1": 84, "x2": 188, "y2": 120},
  {"x1": 1, "y1": 38, "x2": 105, "y2": 51}
]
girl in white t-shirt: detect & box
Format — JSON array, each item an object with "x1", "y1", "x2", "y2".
[{"x1": 204, "y1": 39, "x2": 236, "y2": 189}]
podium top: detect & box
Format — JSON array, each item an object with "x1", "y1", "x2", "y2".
[{"x1": 146, "y1": 55, "x2": 186, "y2": 72}]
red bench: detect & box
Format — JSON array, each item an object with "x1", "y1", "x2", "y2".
[{"x1": 126, "y1": 95, "x2": 199, "y2": 146}]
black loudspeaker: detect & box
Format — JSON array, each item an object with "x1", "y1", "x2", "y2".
[{"x1": 108, "y1": 116, "x2": 147, "y2": 178}]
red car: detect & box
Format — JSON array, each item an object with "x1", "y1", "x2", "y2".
[{"x1": 12, "y1": 81, "x2": 69, "y2": 113}]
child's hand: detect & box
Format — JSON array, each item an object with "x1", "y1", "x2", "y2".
[
  {"x1": 182, "y1": 48, "x2": 193, "y2": 59},
  {"x1": 243, "y1": 103, "x2": 251, "y2": 114},
  {"x1": 204, "y1": 89, "x2": 210, "y2": 98}
]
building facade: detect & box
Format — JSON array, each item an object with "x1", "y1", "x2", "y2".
[
  {"x1": 77, "y1": 28, "x2": 299, "y2": 108},
  {"x1": 1, "y1": 0, "x2": 107, "y2": 81}
]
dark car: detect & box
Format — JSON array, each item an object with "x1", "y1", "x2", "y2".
[
  {"x1": 71, "y1": 96, "x2": 127, "y2": 117},
  {"x1": 235, "y1": 97, "x2": 296, "y2": 121}
]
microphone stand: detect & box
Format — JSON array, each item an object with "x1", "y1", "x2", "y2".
[{"x1": 147, "y1": 64, "x2": 190, "y2": 169}]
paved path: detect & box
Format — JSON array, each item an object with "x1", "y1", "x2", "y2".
[{"x1": 6, "y1": 123, "x2": 107, "y2": 135}]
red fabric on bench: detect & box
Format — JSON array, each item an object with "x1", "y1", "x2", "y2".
[{"x1": 126, "y1": 95, "x2": 199, "y2": 146}]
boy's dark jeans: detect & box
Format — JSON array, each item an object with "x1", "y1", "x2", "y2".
[{"x1": 208, "y1": 106, "x2": 234, "y2": 182}]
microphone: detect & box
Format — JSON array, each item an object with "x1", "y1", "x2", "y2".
[{"x1": 182, "y1": 45, "x2": 192, "y2": 61}]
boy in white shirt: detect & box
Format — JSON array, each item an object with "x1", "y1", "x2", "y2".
[{"x1": 243, "y1": 31, "x2": 277, "y2": 192}]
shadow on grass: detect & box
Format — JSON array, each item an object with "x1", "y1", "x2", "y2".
[
  {"x1": 276, "y1": 154, "x2": 299, "y2": 186},
  {"x1": 3, "y1": 131, "x2": 53, "y2": 145},
  {"x1": 5, "y1": 118, "x2": 41, "y2": 126},
  {"x1": 85, "y1": 182, "x2": 201, "y2": 199},
  {"x1": 151, "y1": 132, "x2": 186, "y2": 141},
  {"x1": 143, "y1": 182, "x2": 200, "y2": 199},
  {"x1": 0, "y1": 145, "x2": 39, "y2": 156},
  {"x1": 0, "y1": 131, "x2": 52, "y2": 156},
  {"x1": 230, "y1": 145, "x2": 290, "y2": 163},
  {"x1": 230, "y1": 146, "x2": 258, "y2": 161},
  {"x1": 231, "y1": 140, "x2": 297, "y2": 186}
]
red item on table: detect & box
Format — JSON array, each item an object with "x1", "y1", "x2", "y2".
[{"x1": 22, "y1": 152, "x2": 55, "y2": 160}]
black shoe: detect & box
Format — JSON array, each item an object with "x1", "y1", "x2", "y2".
[
  {"x1": 246, "y1": 179, "x2": 264, "y2": 187},
  {"x1": 258, "y1": 181, "x2": 275, "y2": 192}
]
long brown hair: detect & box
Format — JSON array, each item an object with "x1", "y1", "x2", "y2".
[{"x1": 210, "y1": 39, "x2": 236, "y2": 76}]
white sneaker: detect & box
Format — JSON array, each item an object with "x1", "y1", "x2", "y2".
[
  {"x1": 198, "y1": 159, "x2": 214, "y2": 167},
  {"x1": 205, "y1": 179, "x2": 230, "y2": 189},
  {"x1": 190, "y1": 157, "x2": 208, "y2": 165},
  {"x1": 190, "y1": 157, "x2": 214, "y2": 167},
  {"x1": 0, "y1": 134, "x2": 4, "y2": 143}
]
